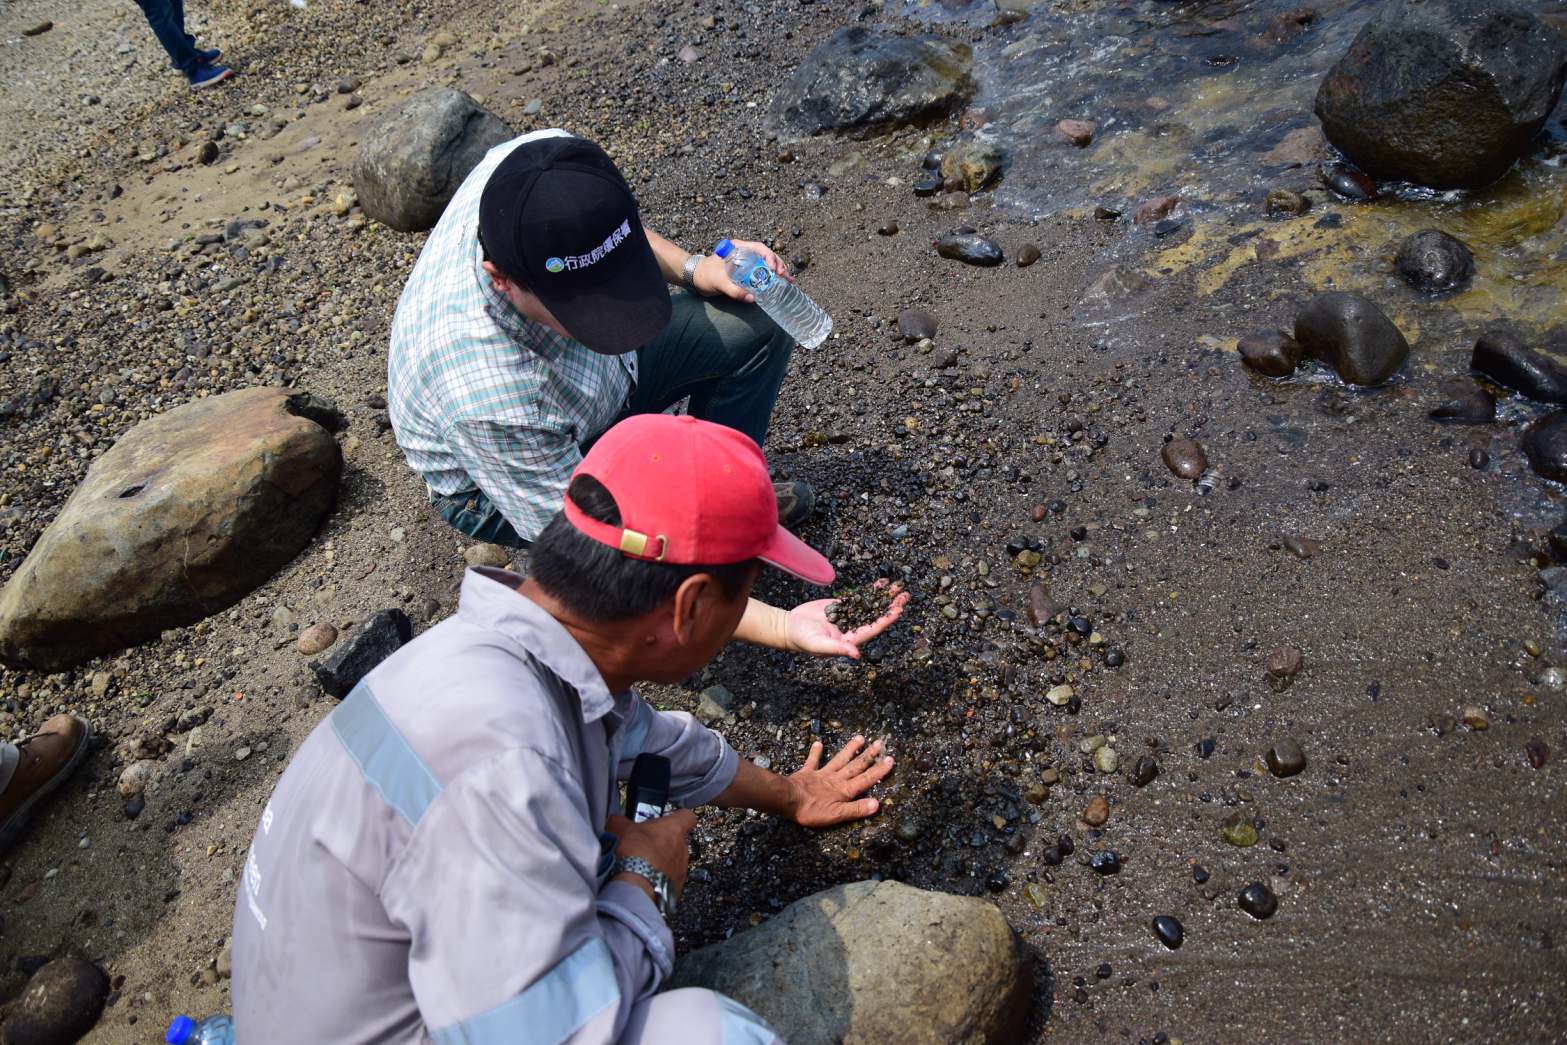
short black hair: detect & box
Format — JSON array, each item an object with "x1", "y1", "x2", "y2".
[
  {"x1": 530, "y1": 475, "x2": 757, "y2": 622},
  {"x1": 476, "y1": 224, "x2": 526, "y2": 289}
]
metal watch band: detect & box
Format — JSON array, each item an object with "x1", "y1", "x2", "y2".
[
  {"x1": 613, "y1": 855, "x2": 676, "y2": 917},
  {"x1": 681, "y1": 252, "x2": 704, "y2": 288}
]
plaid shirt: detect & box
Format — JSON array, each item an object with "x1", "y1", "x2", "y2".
[{"x1": 387, "y1": 130, "x2": 638, "y2": 541}]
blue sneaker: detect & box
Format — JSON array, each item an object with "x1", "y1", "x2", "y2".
[
  {"x1": 189, "y1": 63, "x2": 235, "y2": 89},
  {"x1": 197, "y1": 47, "x2": 221, "y2": 62}
]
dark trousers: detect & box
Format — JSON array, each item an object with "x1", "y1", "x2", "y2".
[
  {"x1": 135, "y1": 0, "x2": 201, "y2": 78},
  {"x1": 434, "y1": 291, "x2": 796, "y2": 548}
]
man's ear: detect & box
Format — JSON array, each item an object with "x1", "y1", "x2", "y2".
[
  {"x1": 670, "y1": 573, "x2": 717, "y2": 646},
  {"x1": 481, "y1": 260, "x2": 512, "y2": 293}
]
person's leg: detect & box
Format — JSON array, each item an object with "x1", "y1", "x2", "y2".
[
  {"x1": 172, "y1": 0, "x2": 193, "y2": 45},
  {"x1": 621, "y1": 988, "x2": 782, "y2": 1045},
  {"x1": 134, "y1": 0, "x2": 202, "y2": 77},
  {"x1": 627, "y1": 291, "x2": 795, "y2": 447},
  {"x1": 429, "y1": 489, "x2": 530, "y2": 549}
]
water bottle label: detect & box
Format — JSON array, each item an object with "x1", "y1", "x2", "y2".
[{"x1": 742, "y1": 262, "x2": 775, "y2": 293}]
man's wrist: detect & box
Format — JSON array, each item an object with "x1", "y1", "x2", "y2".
[
  {"x1": 610, "y1": 870, "x2": 658, "y2": 907},
  {"x1": 681, "y1": 252, "x2": 704, "y2": 289}
]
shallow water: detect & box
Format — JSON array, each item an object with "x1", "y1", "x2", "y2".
[{"x1": 895, "y1": 0, "x2": 1567, "y2": 332}]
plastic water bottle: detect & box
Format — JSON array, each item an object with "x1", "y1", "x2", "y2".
[
  {"x1": 713, "y1": 239, "x2": 832, "y2": 349},
  {"x1": 165, "y1": 1014, "x2": 235, "y2": 1045}
]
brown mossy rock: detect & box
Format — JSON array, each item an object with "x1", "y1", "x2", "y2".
[
  {"x1": 2, "y1": 958, "x2": 109, "y2": 1045},
  {"x1": 669, "y1": 880, "x2": 1030, "y2": 1044},
  {"x1": 0, "y1": 388, "x2": 342, "y2": 671}
]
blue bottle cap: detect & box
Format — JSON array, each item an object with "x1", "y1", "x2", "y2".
[
  {"x1": 713, "y1": 239, "x2": 734, "y2": 259},
  {"x1": 166, "y1": 1016, "x2": 196, "y2": 1044}
]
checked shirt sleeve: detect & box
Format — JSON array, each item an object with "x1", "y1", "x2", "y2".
[{"x1": 446, "y1": 418, "x2": 582, "y2": 541}]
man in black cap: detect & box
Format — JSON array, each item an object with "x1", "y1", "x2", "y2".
[{"x1": 388, "y1": 129, "x2": 812, "y2": 548}]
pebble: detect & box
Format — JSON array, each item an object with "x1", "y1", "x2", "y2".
[
  {"x1": 877, "y1": 221, "x2": 899, "y2": 236},
  {"x1": 1428, "y1": 381, "x2": 1496, "y2": 424},
  {"x1": 897, "y1": 308, "x2": 938, "y2": 342},
  {"x1": 1428, "y1": 712, "x2": 1457, "y2": 736},
  {"x1": 1046, "y1": 684, "x2": 1075, "y2": 706},
  {"x1": 1056, "y1": 119, "x2": 1096, "y2": 147},
  {"x1": 1151, "y1": 915, "x2": 1184, "y2": 949},
  {"x1": 1129, "y1": 754, "x2": 1158, "y2": 787},
  {"x1": 1264, "y1": 189, "x2": 1310, "y2": 217},
  {"x1": 1016, "y1": 243, "x2": 1042, "y2": 268},
  {"x1": 913, "y1": 173, "x2": 943, "y2": 197},
  {"x1": 695, "y1": 685, "x2": 736, "y2": 725},
  {"x1": 1082, "y1": 795, "x2": 1110, "y2": 826},
  {"x1": 1283, "y1": 535, "x2": 1319, "y2": 560},
  {"x1": 1541, "y1": 667, "x2": 1566, "y2": 689},
  {"x1": 1320, "y1": 162, "x2": 1376, "y2": 201},
  {"x1": 5, "y1": 958, "x2": 108, "y2": 1044},
  {"x1": 1526, "y1": 738, "x2": 1550, "y2": 769},
  {"x1": 1239, "y1": 329, "x2": 1302, "y2": 377},
  {"x1": 894, "y1": 816, "x2": 923, "y2": 843},
  {"x1": 677, "y1": 44, "x2": 701, "y2": 63},
  {"x1": 1265, "y1": 738, "x2": 1307, "y2": 777},
  {"x1": 296, "y1": 621, "x2": 339, "y2": 655},
  {"x1": 1460, "y1": 705, "x2": 1489, "y2": 730},
  {"x1": 1469, "y1": 448, "x2": 1490, "y2": 469},
  {"x1": 1473, "y1": 328, "x2": 1567, "y2": 405},
  {"x1": 1161, "y1": 437, "x2": 1207, "y2": 480},
  {"x1": 22, "y1": 20, "x2": 54, "y2": 36},
  {"x1": 1193, "y1": 864, "x2": 1210, "y2": 884},
  {"x1": 1222, "y1": 814, "x2": 1259, "y2": 847},
  {"x1": 464, "y1": 543, "x2": 512, "y2": 568},
  {"x1": 314, "y1": 609, "x2": 414, "y2": 698},
  {"x1": 1133, "y1": 195, "x2": 1178, "y2": 224},
  {"x1": 1023, "y1": 882, "x2": 1050, "y2": 908},
  {"x1": 1028, "y1": 581, "x2": 1062, "y2": 626},
  {"x1": 117, "y1": 760, "x2": 156, "y2": 798},
  {"x1": 1267, "y1": 644, "x2": 1303, "y2": 680},
  {"x1": 1293, "y1": 291, "x2": 1410, "y2": 386},
  {"x1": 1524, "y1": 412, "x2": 1567, "y2": 482},
  {"x1": 1089, "y1": 850, "x2": 1122, "y2": 875},
  {"x1": 235, "y1": 746, "x2": 252, "y2": 762},
  {"x1": 1395, "y1": 229, "x2": 1474, "y2": 295},
  {"x1": 935, "y1": 234, "x2": 1004, "y2": 267},
  {"x1": 1239, "y1": 881, "x2": 1279, "y2": 919},
  {"x1": 1093, "y1": 746, "x2": 1119, "y2": 773}
]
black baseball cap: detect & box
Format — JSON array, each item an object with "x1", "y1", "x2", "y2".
[{"x1": 478, "y1": 135, "x2": 670, "y2": 356}]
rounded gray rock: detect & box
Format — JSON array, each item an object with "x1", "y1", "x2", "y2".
[
  {"x1": 1395, "y1": 230, "x2": 1474, "y2": 295},
  {"x1": 1294, "y1": 291, "x2": 1410, "y2": 386},
  {"x1": 1314, "y1": 0, "x2": 1567, "y2": 189},
  {"x1": 353, "y1": 88, "x2": 512, "y2": 232},
  {"x1": 770, "y1": 28, "x2": 973, "y2": 139},
  {"x1": 1524, "y1": 412, "x2": 1567, "y2": 483}
]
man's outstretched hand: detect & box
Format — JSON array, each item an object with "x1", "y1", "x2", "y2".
[
  {"x1": 691, "y1": 239, "x2": 792, "y2": 303},
  {"x1": 786, "y1": 582, "x2": 910, "y2": 659},
  {"x1": 787, "y1": 735, "x2": 894, "y2": 828}
]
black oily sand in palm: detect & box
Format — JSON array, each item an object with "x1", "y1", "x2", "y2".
[{"x1": 825, "y1": 585, "x2": 894, "y2": 632}]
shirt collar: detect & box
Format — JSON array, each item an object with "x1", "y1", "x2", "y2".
[
  {"x1": 472, "y1": 232, "x2": 567, "y2": 361},
  {"x1": 456, "y1": 566, "x2": 620, "y2": 722}
]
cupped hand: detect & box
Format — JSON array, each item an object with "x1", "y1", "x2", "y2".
[
  {"x1": 786, "y1": 582, "x2": 909, "y2": 659},
  {"x1": 606, "y1": 809, "x2": 697, "y2": 898},
  {"x1": 788, "y1": 735, "x2": 894, "y2": 828},
  {"x1": 692, "y1": 239, "x2": 793, "y2": 303}
]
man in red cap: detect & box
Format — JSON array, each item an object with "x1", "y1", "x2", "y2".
[
  {"x1": 389, "y1": 128, "x2": 815, "y2": 550},
  {"x1": 233, "y1": 413, "x2": 907, "y2": 1043}
]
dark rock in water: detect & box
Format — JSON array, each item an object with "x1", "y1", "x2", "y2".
[
  {"x1": 1151, "y1": 915, "x2": 1184, "y2": 950},
  {"x1": 1523, "y1": 412, "x2": 1567, "y2": 482},
  {"x1": 1238, "y1": 881, "x2": 1279, "y2": 919},
  {"x1": 1016, "y1": 243, "x2": 1042, "y2": 268},
  {"x1": 5, "y1": 958, "x2": 109, "y2": 1045},
  {"x1": 935, "y1": 234, "x2": 1003, "y2": 266},
  {"x1": 353, "y1": 88, "x2": 512, "y2": 232},
  {"x1": 1161, "y1": 438, "x2": 1207, "y2": 480},
  {"x1": 1239, "y1": 329, "x2": 1302, "y2": 377},
  {"x1": 898, "y1": 308, "x2": 938, "y2": 342},
  {"x1": 1395, "y1": 230, "x2": 1474, "y2": 295},
  {"x1": 1472, "y1": 328, "x2": 1567, "y2": 404},
  {"x1": 1089, "y1": 850, "x2": 1121, "y2": 875},
  {"x1": 314, "y1": 608, "x2": 414, "y2": 698},
  {"x1": 770, "y1": 27, "x2": 973, "y2": 139},
  {"x1": 913, "y1": 173, "x2": 943, "y2": 197},
  {"x1": 1294, "y1": 291, "x2": 1410, "y2": 386},
  {"x1": 1319, "y1": 162, "x2": 1376, "y2": 201},
  {"x1": 1265, "y1": 738, "x2": 1307, "y2": 777},
  {"x1": 1264, "y1": 189, "x2": 1310, "y2": 217},
  {"x1": 1470, "y1": 448, "x2": 1490, "y2": 469},
  {"x1": 1314, "y1": 0, "x2": 1567, "y2": 189},
  {"x1": 1428, "y1": 381, "x2": 1495, "y2": 423}
]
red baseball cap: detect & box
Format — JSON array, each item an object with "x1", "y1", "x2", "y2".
[{"x1": 563, "y1": 414, "x2": 834, "y2": 586}]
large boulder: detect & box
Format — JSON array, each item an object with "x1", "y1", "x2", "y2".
[
  {"x1": 2, "y1": 958, "x2": 108, "y2": 1045},
  {"x1": 668, "y1": 880, "x2": 1029, "y2": 1044},
  {"x1": 353, "y1": 87, "x2": 512, "y2": 232},
  {"x1": 1314, "y1": 0, "x2": 1567, "y2": 190},
  {"x1": 770, "y1": 28, "x2": 972, "y2": 139},
  {"x1": 0, "y1": 388, "x2": 342, "y2": 671}
]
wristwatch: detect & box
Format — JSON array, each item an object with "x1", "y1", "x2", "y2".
[
  {"x1": 613, "y1": 855, "x2": 677, "y2": 918},
  {"x1": 681, "y1": 252, "x2": 704, "y2": 288}
]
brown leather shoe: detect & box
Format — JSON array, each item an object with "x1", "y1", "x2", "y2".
[
  {"x1": 774, "y1": 481, "x2": 816, "y2": 529},
  {"x1": 0, "y1": 714, "x2": 91, "y2": 852}
]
